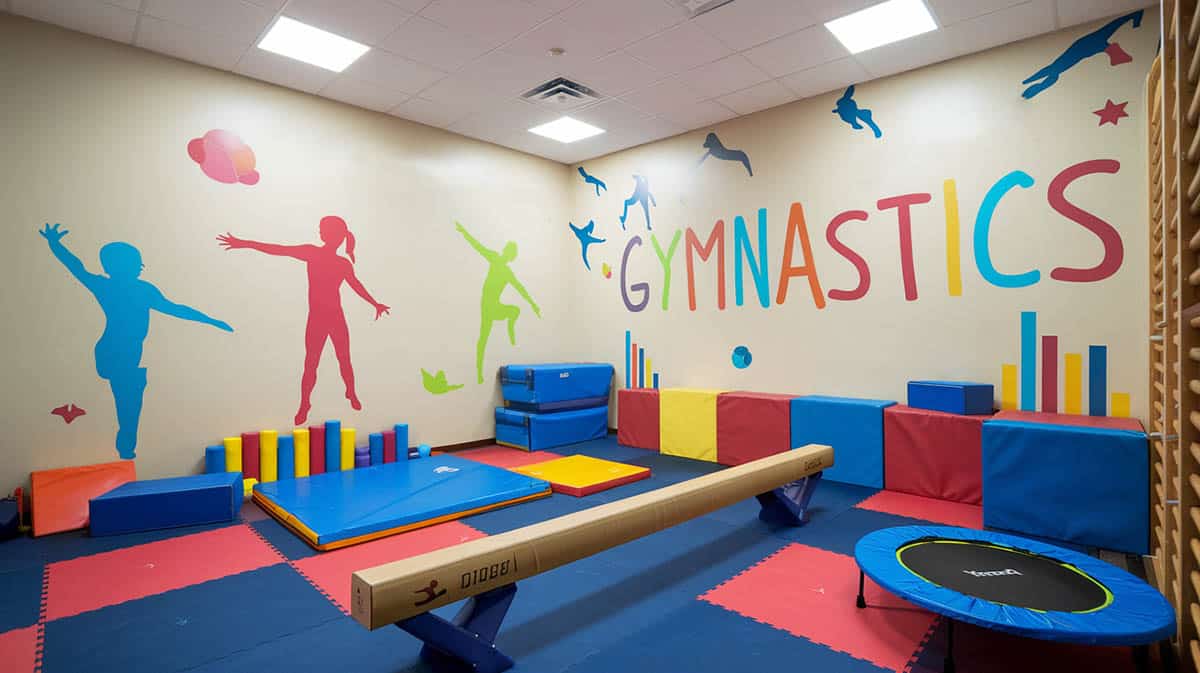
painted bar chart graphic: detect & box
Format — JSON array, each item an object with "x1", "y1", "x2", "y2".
[
  {"x1": 1000, "y1": 311, "x2": 1129, "y2": 417},
  {"x1": 625, "y1": 330, "x2": 661, "y2": 389}
]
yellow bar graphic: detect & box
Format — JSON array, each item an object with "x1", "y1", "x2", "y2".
[
  {"x1": 1064, "y1": 353, "x2": 1082, "y2": 414},
  {"x1": 944, "y1": 179, "x2": 962, "y2": 297},
  {"x1": 1111, "y1": 392, "x2": 1130, "y2": 418},
  {"x1": 1001, "y1": 364, "x2": 1018, "y2": 410}
]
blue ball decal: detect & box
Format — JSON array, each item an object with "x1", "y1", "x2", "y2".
[{"x1": 731, "y1": 345, "x2": 752, "y2": 369}]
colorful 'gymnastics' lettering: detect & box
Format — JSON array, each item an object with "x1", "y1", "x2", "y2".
[
  {"x1": 775, "y1": 203, "x2": 826, "y2": 309},
  {"x1": 621, "y1": 236, "x2": 649, "y2": 312},
  {"x1": 651, "y1": 230, "x2": 682, "y2": 311},
  {"x1": 825, "y1": 210, "x2": 871, "y2": 301},
  {"x1": 686, "y1": 221, "x2": 727, "y2": 311},
  {"x1": 974, "y1": 170, "x2": 1040, "y2": 288},
  {"x1": 734, "y1": 209, "x2": 770, "y2": 308},
  {"x1": 1047, "y1": 159, "x2": 1124, "y2": 283},
  {"x1": 877, "y1": 193, "x2": 931, "y2": 301},
  {"x1": 943, "y1": 179, "x2": 963, "y2": 297}
]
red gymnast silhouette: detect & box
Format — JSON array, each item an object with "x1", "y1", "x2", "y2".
[{"x1": 217, "y1": 216, "x2": 389, "y2": 425}]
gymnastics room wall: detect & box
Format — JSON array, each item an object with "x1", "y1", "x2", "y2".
[
  {"x1": 566, "y1": 9, "x2": 1156, "y2": 424},
  {"x1": 0, "y1": 13, "x2": 578, "y2": 488}
]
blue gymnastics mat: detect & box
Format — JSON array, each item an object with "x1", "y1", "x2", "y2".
[{"x1": 252, "y1": 455, "x2": 552, "y2": 550}]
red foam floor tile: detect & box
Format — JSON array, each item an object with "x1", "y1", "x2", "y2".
[
  {"x1": 454, "y1": 445, "x2": 563, "y2": 469},
  {"x1": 857, "y1": 491, "x2": 983, "y2": 529},
  {"x1": 293, "y1": 521, "x2": 487, "y2": 613},
  {"x1": 702, "y1": 543, "x2": 935, "y2": 672},
  {"x1": 45, "y1": 524, "x2": 283, "y2": 621},
  {"x1": 0, "y1": 625, "x2": 38, "y2": 673}
]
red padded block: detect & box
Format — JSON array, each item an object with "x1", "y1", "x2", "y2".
[
  {"x1": 991, "y1": 410, "x2": 1144, "y2": 433},
  {"x1": 716, "y1": 391, "x2": 796, "y2": 466},
  {"x1": 885, "y1": 405, "x2": 984, "y2": 505},
  {"x1": 617, "y1": 388, "x2": 659, "y2": 450}
]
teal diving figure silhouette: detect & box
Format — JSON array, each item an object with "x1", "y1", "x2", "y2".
[
  {"x1": 569, "y1": 220, "x2": 606, "y2": 270},
  {"x1": 833, "y1": 85, "x2": 882, "y2": 138},
  {"x1": 619, "y1": 174, "x2": 656, "y2": 230},
  {"x1": 577, "y1": 166, "x2": 607, "y2": 196},
  {"x1": 1022, "y1": 10, "x2": 1142, "y2": 99},
  {"x1": 697, "y1": 132, "x2": 752, "y2": 176}
]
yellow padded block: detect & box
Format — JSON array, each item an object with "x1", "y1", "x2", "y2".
[
  {"x1": 660, "y1": 388, "x2": 721, "y2": 462},
  {"x1": 513, "y1": 455, "x2": 650, "y2": 496},
  {"x1": 242, "y1": 477, "x2": 258, "y2": 499}
]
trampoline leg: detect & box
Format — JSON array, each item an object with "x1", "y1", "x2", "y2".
[
  {"x1": 395, "y1": 583, "x2": 517, "y2": 673},
  {"x1": 756, "y1": 471, "x2": 822, "y2": 526},
  {"x1": 1161, "y1": 639, "x2": 1178, "y2": 673},
  {"x1": 856, "y1": 570, "x2": 866, "y2": 609},
  {"x1": 943, "y1": 618, "x2": 956, "y2": 673}
]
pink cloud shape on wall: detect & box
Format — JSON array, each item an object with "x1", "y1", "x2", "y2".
[{"x1": 187, "y1": 130, "x2": 260, "y2": 186}]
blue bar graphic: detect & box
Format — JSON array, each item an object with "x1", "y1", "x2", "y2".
[
  {"x1": 625, "y1": 330, "x2": 631, "y2": 389},
  {"x1": 1020, "y1": 311, "x2": 1036, "y2": 411},
  {"x1": 638, "y1": 347, "x2": 645, "y2": 388},
  {"x1": 1089, "y1": 345, "x2": 1107, "y2": 416}
]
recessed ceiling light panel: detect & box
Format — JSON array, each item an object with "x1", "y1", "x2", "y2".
[
  {"x1": 528, "y1": 116, "x2": 606, "y2": 144},
  {"x1": 257, "y1": 16, "x2": 369, "y2": 72},
  {"x1": 825, "y1": 0, "x2": 938, "y2": 54}
]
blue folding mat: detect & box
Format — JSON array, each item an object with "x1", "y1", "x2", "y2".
[
  {"x1": 495, "y1": 405, "x2": 609, "y2": 451},
  {"x1": 252, "y1": 455, "x2": 552, "y2": 550},
  {"x1": 88, "y1": 472, "x2": 243, "y2": 537},
  {"x1": 500, "y1": 363, "x2": 613, "y2": 412}
]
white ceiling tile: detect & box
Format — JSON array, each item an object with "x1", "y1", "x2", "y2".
[
  {"x1": 557, "y1": 0, "x2": 688, "y2": 52},
  {"x1": 743, "y1": 24, "x2": 848, "y2": 78},
  {"x1": 612, "y1": 115, "x2": 685, "y2": 146},
  {"x1": 106, "y1": 0, "x2": 143, "y2": 10},
  {"x1": 450, "y1": 98, "x2": 558, "y2": 143},
  {"x1": 559, "y1": 51, "x2": 664, "y2": 97},
  {"x1": 659, "y1": 99, "x2": 738, "y2": 130},
  {"x1": 926, "y1": 0, "x2": 1027, "y2": 26},
  {"x1": 388, "y1": 96, "x2": 472, "y2": 127},
  {"x1": 343, "y1": 48, "x2": 446, "y2": 92},
  {"x1": 419, "y1": 0, "x2": 556, "y2": 49},
  {"x1": 692, "y1": 0, "x2": 819, "y2": 51},
  {"x1": 320, "y1": 75, "x2": 411, "y2": 111},
  {"x1": 570, "y1": 99, "x2": 654, "y2": 134},
  {"x1": 676, "y1": 54, "x2": 770, "y2": 100},
  {"x1": 504, "y1": 16, "x2": 627, "y2": 67},
  {"x1": 378, "y1": 16, "x2": 493, "y2": 71},
  {"x1": 234, "y1": 47, "x2": 338, "y2": 93},
  {"x1": 802, "y1": 0, "x2": 879, "y2": 23},
  {"x1": 715, "y1": 79, "x2": 795, "y2": 115},
  {"x1": 386, "y1": 0, "x2": 435, "y2": 12},
  {"x1": 853, "y1": 23, "x2": 961, "y2": 78},
  {"x1": 136, "y1": 16, "x2": 249, "y2": 71},
  {"x1": 455, "y1": 49, "x2": 560, "y2": 97},
  {"x1": 282, "y1": 0, "x2": 412, "y2": 45},
  {"x1": 143, "y1": 0, "x2": 274, "y2": 45},
  {"x1": 1055, "y1": 0, "x2": 1153, "y2": 28},
  {"x1": 943, "y1": 0, "x2": 1058, "y2": 55},
  {"x1": 418, "y1": 74, "x2": 492, "y2": 111},
  {"x1": 245, "y1": 0, "x2": 288, "y2": 10},
  {"x1": 521, "y1": 0, "x2": 579, "y2": 11},
  {"x1": 623, "y1": 21, "x2": 732, "y2": 76},
  {"x1": 11, "y1": 0, "x2": 137, "y2": 43},
  {"x1": 620, "y1": 76, "x2": 705, "y2": 117},
  {"x1": 778, "y1": 56, "x2": 869, "y2": 99}
]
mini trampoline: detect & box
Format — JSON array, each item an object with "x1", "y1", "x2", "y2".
[{"x1": 855, "y1": 526, "x2": 1175, "y2": 673}]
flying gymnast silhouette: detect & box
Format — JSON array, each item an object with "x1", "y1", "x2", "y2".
[
  {"x1": 455, "y1": 221, "x2": 541, "y2": 384},
  {"x1": 217, "y1": 216, "x2": 389, "y2": 425},
  {"x1": 697, "y1": 132, "x2": 753, "y2": 176},
  {"x1": 833, "y1": 85, "x2": 882, "y2": 138},
  {"x1": 577, "y1": 166, "x2": 607, "y2": 196},
  {"x1": 1022, "y1": 10, "x2": 1143, "y2": 99},
  {"x1": 569, "y1": 220, "x2": 605, "y2": 270},
  {"x1": 41, "y1": 223, "x2": 232, "y2": 459},
  {"x1": 619, "y1": 174, "x2": 656, "y2": 230}
]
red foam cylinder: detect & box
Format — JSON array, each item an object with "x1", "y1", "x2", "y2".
[
  {"x1": 383, "y1": 430, "x2": 397, "y2": 463},
  {"x1": 308, "y1": 424, "x2": 326, "y2": 475},
  {"x1": 240, "y1": 432, "x2": 260, "y2": 481}
]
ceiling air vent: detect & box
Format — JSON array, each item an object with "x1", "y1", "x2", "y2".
[
  {"x1": 522, "y1": 77, "x2": 600, "y2": 111},
  {"x1": 672, "y1": 0, "x2": 735, "y2": 17}
]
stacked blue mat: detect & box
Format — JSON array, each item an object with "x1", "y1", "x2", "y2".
[{"x1": 495, "y1": 363, "x2": 613, "y2": 451}]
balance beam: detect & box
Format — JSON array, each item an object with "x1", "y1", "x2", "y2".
[{"x1": 351, "y1": 445, "x2": 831, "y2": 671}]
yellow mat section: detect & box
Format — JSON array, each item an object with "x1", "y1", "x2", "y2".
[
  {"x1": 513, "y1": 455, "x2": 649, "y2": 495},
  {"x1": 660, "y1": 388, "x2": 721, "y2": 462}
]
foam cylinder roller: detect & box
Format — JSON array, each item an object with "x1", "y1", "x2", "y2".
[
  {"x1": 369, "y1": 433, "x2": 384, "y2": 466},
  {"x1": 205, "y1": 445, "x2": 225, "y2": 474},
  {"x1": 293, "y1": 429, "x2": 310, "y2": 478},
  {"x1": 309, "y1": 424, "x2": 326, "y2": 475},
  {"x1": 383, "y1": 430, "x2": 397, "y2": 463},
  {"x1": 394, "y1": 424, "x2": 409, "y2": 460},
  {"x1": 241, "y1": 432, "x2": 261, "y2": 481},
  {"x1": 260, "y1": 430, "x2": 278, "y2": 483},
  {"x1": 325, "y1": 421, "x2": 341, "y2": 475},
  {"x1": 277, "y1": 435, "x2": 295, "y2": 480},
  {"x1": 223, "y1": 437, "x2": 243, "y2": 473},
  {"x1": 355, "y1": 452, "x2": 370, "y2": 468},
  {"x1": 341, "y1": 428, "x2": 356, "y2": 471}
]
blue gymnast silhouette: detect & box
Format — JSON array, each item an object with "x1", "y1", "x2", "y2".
[
  {"x1": 569, "y1": 220, "x2": 605, "y2": 270},
  {"x1": 577, "y1": 166, "x2": 607, "y2": 196},
  {"x1": 698, "y1": 132, "x2": 753, "y2": 176},
  {"x1": 40, "y1": 223, "x2": 232, "y2": 459},
  {"x1": 833, "y1": 86, "x2": 882, "y2": 138},
  {"x1": 1022, "y1": 10, "x2": 1142, "y2": 99},
  {"x1": 619, "y1": 174, "x2": 656, "y2": 231}
]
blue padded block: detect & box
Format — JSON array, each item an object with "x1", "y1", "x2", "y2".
[
  {"x1": 495, "y1": 405, "x2": 608, "y2": 451},
  {"x1": 907, "y1": 380, "x2": 994, "y2": 415},
  {"x1": 88, "y1": 472, "x2": 242, "y2": 537},
  {"x1": 982, "y1": 420, "x2": 1149, "y2": 554},
  {"x1": 203, "y1": 445, "x2": 225, "y2": 474},
  {"x1": 790, "y1": 395, "x2": 896, "y2": 488},
  {"x1": 501, "y1": 363, "x2": 613, "y2": 412}
]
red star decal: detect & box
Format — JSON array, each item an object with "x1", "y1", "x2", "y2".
[{"x1": 1093, "y1": 99, "x2": 1129, "y2": 126}]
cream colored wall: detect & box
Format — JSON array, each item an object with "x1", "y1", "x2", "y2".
[
  {"x1": 568, "y1": 14, "x2": 1154, "y2": 423},
  {"x1": 0, "y1": 13, "x2": 578, "y2": 486}
]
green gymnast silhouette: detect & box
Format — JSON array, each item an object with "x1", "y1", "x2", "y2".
[
  {"x1": 421, "y1": 368, "x2": 464, "y2": 395},
  {"x1": 455, "y1": 221, "x2": 541, "y2": 384}
]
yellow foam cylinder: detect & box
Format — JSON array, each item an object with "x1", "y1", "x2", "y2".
[
  {"x1": 243, "y1": 477, "x2": 258, "y2": 498},
  {"x1": 223, "y1": 436, "x2": 243, "y2": 473},
  {"x1": 341, "y1": 428, "x2": 356, "y2": 471},
  {"x1": 260, "y1": 430, "x2": 278, "y2": 482},
  {"x1": 293, "y1": 428, "x2": 310, "y2": 478}
]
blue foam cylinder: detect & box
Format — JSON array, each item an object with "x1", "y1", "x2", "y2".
[
  {"x1": 325, "y1": 420, "x2": 341, "y2": 475},
  {"x1": 277, "y1": 436, "x2": 295, "y2": 480},
  {"x1": 395, "y1": 423, "x2": 409, "y2": 459},
  {"x1": 369, "y1": 433, "x2": 384, "y2": 466},
  {"x1": 204, "y1": 445, "x2": 226, "y2": 474},
  {"x1": 418, "y1": 443, "x2": 432, "y2": 458}
]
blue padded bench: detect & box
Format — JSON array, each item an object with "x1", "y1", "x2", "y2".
[
  {"x1": 501, "y1": 363, "x2": 613, "y2": 412},
  {"x1": 495, "y1": 405, "x2": 608, "y2": 451},
  {"x1": 907, "y1": 380, "x2": 993, "y2": 415},
  {"x1": 88, "y1": 472, "x2": 243, "y2": 537},
  {"x1": 791, "y1": 395, "x2": 896, "y2": 488}
]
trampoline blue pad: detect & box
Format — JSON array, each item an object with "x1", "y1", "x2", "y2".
[
  {"x1": 855, "y1": 526, "x2": 1175, "y2": 645},
  {"x1": 252, "y1": 456, "x2": 551, "y2": 550}
]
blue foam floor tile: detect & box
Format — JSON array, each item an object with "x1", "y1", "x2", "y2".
[
  {"x1": 249, "y1": 518, "x2": 319, "y2": 561},
  {"x1": 704, "y1": 477, "x2": 877, "y2": 532},
  {"x1": 565, "y1": 434, "x2": 657, "y2": 463},
  {"x1": 0, "y1": 566, "x2": 43, "y2": 632},
  {"x1": 791, "y1": 506, "x2": 934, "y2": 556},
  {"x1": 4, "y1": 520, "x2": 237, "y2": 567},
  {"x1": 42, "y1": 563, "x2": 342, "y2": 673}
]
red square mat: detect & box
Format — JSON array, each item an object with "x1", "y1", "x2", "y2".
[
  {"x1": 857, "y1": 491, "x2": 983, "y2": 529},
  {"x1": 0, "y1": 625, "x2": 38, "y2": 673},
  {"x1": 454, "y1": 445, "x2": 563, "y2": 469},
  {"x1": 702, "y1": 543, "x2": 935, "y2": 672},
  {"x1": 294, "y1": 521, "x2": 486, "y2": 613},
  {"x1": 45, "y1": 524, "x2": 282, "y2": 621}
]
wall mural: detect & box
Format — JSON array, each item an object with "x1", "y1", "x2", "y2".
[
  {"x1": 578, "y1": 166, "x2": 607, "y2": 196},
  {"x1": 1021, "y1": 10, "x2": 1142, "y2": 99},
  {"x1": 455, "y1": 222, "x2": 542, "y2": 384},
  {"x1": 41, "y1": 224, "x2": 233, "y2": 459},
  {"x1": 569, "y1": 220, "x2": 605, "y2": 270},
  {"x1": 217, "y1": 216, "x2": 389, "y2": 425},
  {"x1": 832, "y1": 86, "x2": 882, "y2": 138},
  {"x1": 50, "y1": 403, "x2": 86, "y2": 424},
  {"x1": 731, "y1": 345, "x2": 753, "y2": 370},
  {"x1": 187, "y1": 130, "x2": 260, "y2": 185},
  {"x1": 619, "y1": 174, "x2": 656, "y2": 230},
  {"x1": 697, "y1": 132, "x2": 753, "y2": 176},
  {"x1": 1094, "y1": 99, "x2": 1129, "y2": 126},
  {"x1": 421, "y1": 368, "x2": 464, "y2": 395}
]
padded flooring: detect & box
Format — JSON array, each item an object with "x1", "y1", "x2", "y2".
[{"x1": 0, "y1": 435, "x2": 1149, "y2": 673}]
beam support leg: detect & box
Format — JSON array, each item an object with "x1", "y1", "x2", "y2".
[
  {"x1": 395, "y1": 583, "x2": 517, "y2": 673},
  {"x1": 756, "y1": 472, "x2": 822, "y2": 526}
]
